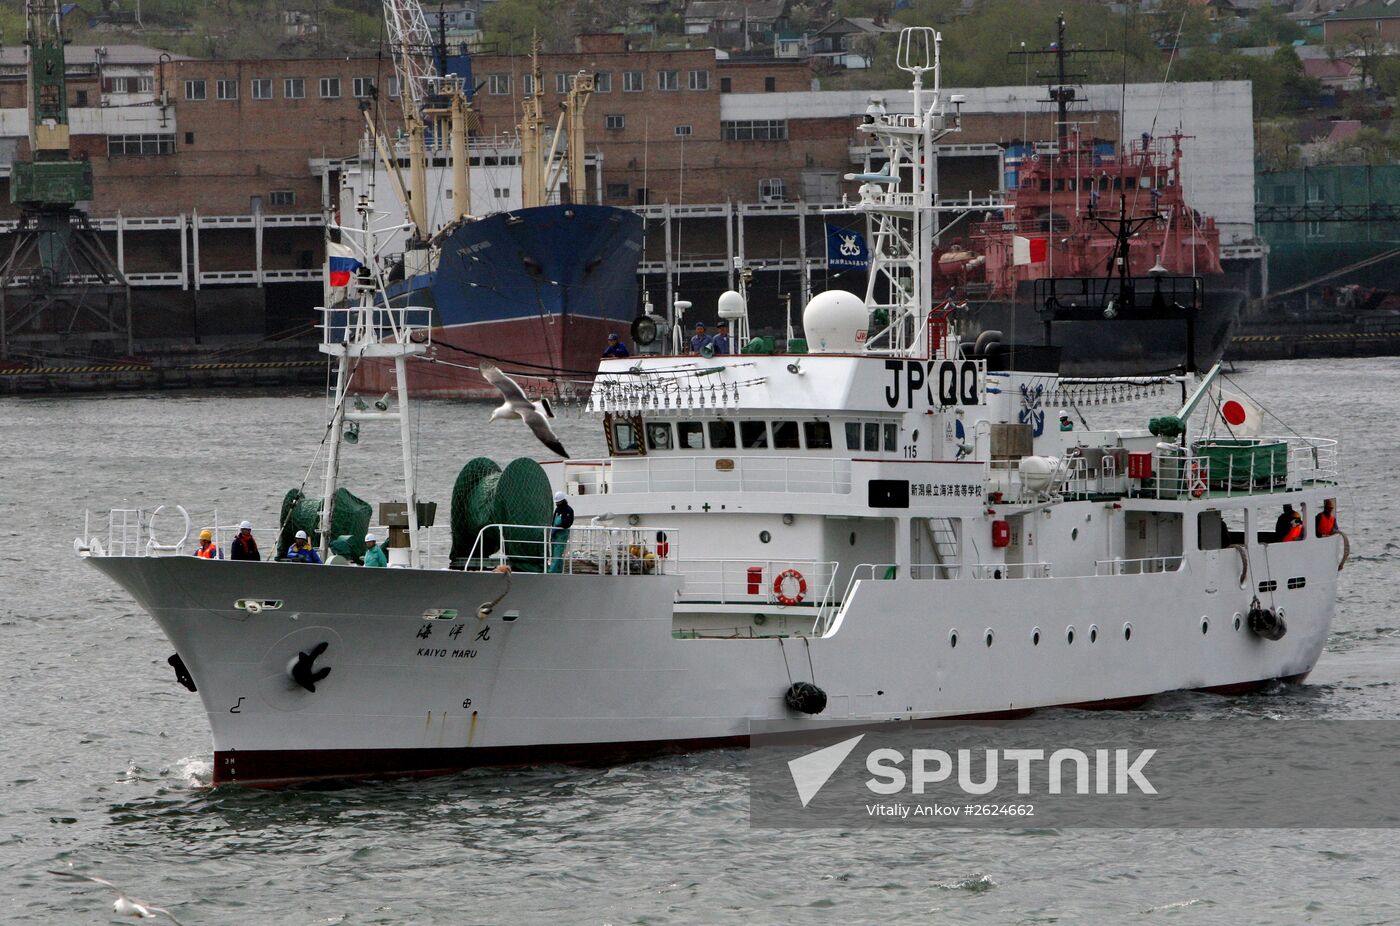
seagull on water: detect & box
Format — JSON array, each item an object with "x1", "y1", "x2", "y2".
[
  {"x1": 480, "y1": 361, "x2": 569, "y2": 458},
  {"x1": 48, "y1": 869, "x2": 184, "y2": 923}
]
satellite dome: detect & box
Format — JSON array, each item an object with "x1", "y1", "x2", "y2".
[
  {"x1": 802, "y1": 290, "x2": 868, "y2": 353},
  {"x1": 717, "y1": 290, "x2": 746, "y2": 319}
]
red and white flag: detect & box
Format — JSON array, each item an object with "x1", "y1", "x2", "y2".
[
  {"x1": 1012, "y1": 235, "x2": 1047, "y2": 266},
  {"x1": 1218, "y1": 390, "x2": 1263, "y2": 436}
]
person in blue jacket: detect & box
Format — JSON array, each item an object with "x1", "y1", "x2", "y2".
[
  {"x1": 602, "y1": 333, "x2": 629, "y2": 358},
  {"x1": 548, "y1": 491, "x2": 574, "y2": 573},
  {"x1": 286, "y1": 530, "x2": 322, "y2": 564}
]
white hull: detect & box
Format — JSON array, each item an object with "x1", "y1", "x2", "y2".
[{"x1": 92, "y1": 532, "x2": 1338, "y2": 786}]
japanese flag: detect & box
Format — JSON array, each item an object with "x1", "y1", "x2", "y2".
[{"x1": 1219, "y1": 390, "x2": 1263, "y2": 436}]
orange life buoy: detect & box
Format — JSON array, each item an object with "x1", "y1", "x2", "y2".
[
  {"x1": 1189, "y1": 461, "x2": 1207, "y2": 498},
  {"x1": 774, "y1": 569, "x2": 807, "y2": 606}
]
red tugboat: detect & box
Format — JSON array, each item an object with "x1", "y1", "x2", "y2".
[{"x1": 936, "y1": 20, "x2": 1244, "y2": 375}]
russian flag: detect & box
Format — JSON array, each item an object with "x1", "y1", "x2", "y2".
[{"x1": 327, "y1": 241, "x2": 361, "y2": 288}]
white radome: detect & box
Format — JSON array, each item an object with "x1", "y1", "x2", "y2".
[
  {"x1": 803, "y1": 290, "x2": 868, "y2": 353},
  {"x1": 717, "y1": 290, "x2": 746, "y2": 319}
]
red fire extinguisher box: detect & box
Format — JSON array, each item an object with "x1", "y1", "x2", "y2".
[
  {"x1": 746, "y1": 566, "x2": 764, "y2": 595},
  {"x1": 992, "y1": 520, "x2": 1011, "y2": 548},
  {"x1": 1127, "y1": 451, "x2": 1154, "y2": 479}
]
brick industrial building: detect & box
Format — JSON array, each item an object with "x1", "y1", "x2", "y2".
[{"x1": 0, "y1": 36, "x2": 1260, "y2": 344}]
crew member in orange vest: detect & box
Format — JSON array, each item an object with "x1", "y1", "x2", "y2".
[
  {"x1": 1281, "y1": 511, "x2": 1304, "y2": 542},
  {"x1": 194, "y1": 529, "x2": 222, "y2": 559},
  {"x1": 1315, "y1": 500, "x2": 1338, "y2": 537}
]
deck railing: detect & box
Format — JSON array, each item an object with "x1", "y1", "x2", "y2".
[
  {"x1": 1095, "y1": 556, "x2": 1185, "y2": 576},
  {"x1": 462, "y1": 523, "x2": 678, "y2": 576},
  {"x1": 675, "y1": 558, "x2": 837, "y2": 608}
]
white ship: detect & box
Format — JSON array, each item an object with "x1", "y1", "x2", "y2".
[{"x1": 78, "y1": 30, "x2": 1344, "y2": 787}]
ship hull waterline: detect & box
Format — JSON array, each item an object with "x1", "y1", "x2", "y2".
[{"x1": 90, "y1": 540, "x2": 1337, "y2": 787}]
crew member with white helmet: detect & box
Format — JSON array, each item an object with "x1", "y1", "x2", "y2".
[
  {"x1": 230, "y1": 520, "x2": 260, "y2": 561},
  {"x1": 362, "y1": 532, "x2": 388, "y2": 568},
  {"x1": 1058, "y1": 409, "x2": 1074, "y2": 432},
  {"x1": 548, "y1": 490, "x2": 574, "y2": 573},
  {"x1": 286, "y1": 529, "x2": 322, "y2": 564}
]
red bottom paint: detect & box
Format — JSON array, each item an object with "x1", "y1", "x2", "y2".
[
  {"x1": 357, "y1": 316, "x2": 629, "y2": 400},
  {"x1": 211, "y1": 673, "x2": 1311, "y2": 787}
]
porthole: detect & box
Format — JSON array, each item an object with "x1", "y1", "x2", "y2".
[
  {"x1": 1233, "y1": 612, "x2": 1243, "y2": 632},
  {"x1": 849, "y1": 532, "x2": 857, "y2": 546},
  {"x1": 1201, "y1": 616, "x2": 1210, "y2": 635},
  {"x1": 985, "y1": 629, "x2": 994, "y2": 648},
  {"x1": 1032, "y1": 627, "x2": 1041, "y2": 646},
  {"x1": 1071, "y1": 528, "x2": 1079, "y2": 541},
  {"x1": 1088, "y1": 624, "x2": 1099, "y2": 644},
  {"x1": 759, "y1": 530, "x2": 771, "y2": 543},
  {"x1": 949, "y1": 629, "x2": 959, "y2": 648},
  {"x1": 1066, "y1": 626, "x2": 1075, "y2": 645},
  {"x1": 1122, "y1": 622, "x2": 1132, "y2": 641}
]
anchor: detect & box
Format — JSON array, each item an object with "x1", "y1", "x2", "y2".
[{"x1": 289, "y1": 641, "x2": 332, "y2": 692}]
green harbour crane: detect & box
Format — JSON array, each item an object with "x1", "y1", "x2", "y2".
[{"x1": 1, "y1": 0, "x2": 131, "y2": 360}]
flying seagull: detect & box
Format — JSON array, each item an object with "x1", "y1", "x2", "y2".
[
  {"x1": 47, "y1": 869, "x2": 185, "y2": 923},
  {"x1": 479, "y1": 361, "x2": 569, "y2": 458}
]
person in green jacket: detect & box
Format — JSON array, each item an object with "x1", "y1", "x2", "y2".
[{"x1": 362, "y1": 533, "x2": 388, "y2": 567}]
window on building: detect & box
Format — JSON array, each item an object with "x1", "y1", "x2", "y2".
[
  {"x1": 184, "y1": 131, "x2": 194, "y2": 145},
  {"x1": 595, "y1": 71, "x2": 612, "y2": 93},
  {"x1": 720, "y1": 77, "x2": 732, "y2": 93},
  {"x1": 106, "y1": 133, "x2": 176, "y2": 156},
  {"x1": 488, "y1": 73, "x2": 511, "y2": 95},
  {"x1": 102, "y1": 75, "x2": 152, "y2": 93},
  {"x1": 605, "y1": 113, "x2": 625, "y2": 130},
  {"x1": 216, "y1": 79, "x2": 238, "y2": 100},
  {"x1": 1307, "y1": 220, "x2": 1322, "y2": 238},
  {"x1": 269, "y1": 190, "x2": 296, "y2": 206},
  {"x1": 605, "y1": 181, "x2": 629, "y2": 199},
  {"x1": 319, "y1": 77, "x2": 341, "y2": 99},
  {"x1": 493, "y1": 187, "x2": 511, "y2": 198},
  {"x1": 251, "y1": 78, "x2": 272, "y2": 100},
  {"x1": 689, "y1": 69, "x2": 710, "y2": 91},
  {"x1": 353, "y1": 76, "x2": 375, "y2": 98},
  {"x1": 740, "y1": 421, "x2": 769, "y2": 449},
  {"x1": 184, "y1": 79, "x2": 206, "y2": 101},
  {"x1": 657, "y1": 69, "x2": 678, "y2": 91},
  {"x1": 556, "y1": 72, "x2": 571, "y2": 93},
  {"x1": 708, "y1": 420, "x2": 736, "y2": 449},
  {"x1": 764, "y1": 76, "x2": 776, "y2": 92},
  {"x1": 623, "y1": 70, "x2": 643, "y2": 92},
  {"x1": 772, "y1": 421, "x2": 801, "y2": 449},
  {"x1": 677, "y1": 421, "x2": 705, "y2": 449},
  {"x1": 387, "y1": 75, "x2": 401, "y2": 98},
  {"x1": 74, "y1": 90, "x2": 88, "y2": 106},
  {"x1": 804, "y1": 421, "x2": 833, "y2": 450},
  {"x1": 522, "y1": 74, "x2": 536, "y2": 95},
  {"x1": 722, "y1": 119, "x2": 788, "y2": 141},
  {"x1": 759, "y1": 177, "x2": 785, "y2": 201},
  {"x1": 674, "y1": 124, "x2": 692, "y2": 137},
  {"x1": 635, "y1": 188, "x2": 651, "y2": 205},
  {"x1": 285, "y1": 77, "x2": 306, "y2": 99}
]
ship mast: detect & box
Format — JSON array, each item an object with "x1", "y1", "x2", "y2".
[
  {"x1": 846, "y1": 27, "x2": 962, "y2": 357},
  {"x1": 1008, "y1": 15, "x2": 1109, "y2": 153},
  {"x1": 319, "y1": 196, "x2": 432, "y2": 566}
]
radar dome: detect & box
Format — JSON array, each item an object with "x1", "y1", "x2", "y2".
[
  {"x1": 717, "y1": 290, "x2": 746, "y2": 319},
  {"x1": 802, "y1": 290, "x2": 868, "y2": 353}
]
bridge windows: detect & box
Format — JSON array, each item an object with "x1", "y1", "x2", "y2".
[
  {"x1": 804, "y1": 421, "x2": 833, "y2": 450},
  {"x1": 772, "y1": 421, "x2": 801, "y2": 449},
  {"x1": 677, "y1": 421, "x2": 705, "y2": 449},
  {"x1": 708, "y1": 420, "x2": 736, "y2": 449},
  {"x1": 740, "y1": 421, "x2": 769, "y2": 449}
]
